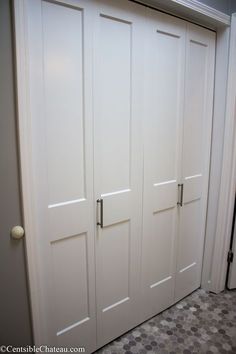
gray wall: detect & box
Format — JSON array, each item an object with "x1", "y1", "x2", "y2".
[
  {"x1": 0, "y1": 0, "x2": 32, "y2": 345},
  {"x1": 197, "y1": 0, "x2": 236, "y2": 14},
  {"x1": 231, "y1": 0, "x2": 236, "y2": 13},
  {"x1": 197, "y1": 0, "x2": 231, "y2": 14}
]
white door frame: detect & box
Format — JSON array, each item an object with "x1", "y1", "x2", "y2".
[
  {"x1": 209, "y1": 13, "x2": 236, "y2": 293},
  {"x1": 13, "y1": 0, "x2": 235, "y2": 343}
]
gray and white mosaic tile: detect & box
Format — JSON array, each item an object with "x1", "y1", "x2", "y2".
[{"x1": 94, "y1": 289, "x2": 236, "y2": 354}]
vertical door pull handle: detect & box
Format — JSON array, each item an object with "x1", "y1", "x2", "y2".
[
  {"x1": 97, "y1": 199, "x2": 104, "y2": 228},
  {"x1": 177, "y1": 184, "x2": 184, "y2": 207}
]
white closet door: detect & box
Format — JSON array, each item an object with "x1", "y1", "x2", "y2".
[
  {"x1": 26, "y1": 0, "x2": 96, "y2": 350},
  {"x1": 93, "y1": 0, "x2": 145, "y2": 347},
  {"x1": 141, "y1": 9, "x2": 186, "y2": 321},
  {"x1": 175, "y1": 24, "x2": 215, "y2": 302}
]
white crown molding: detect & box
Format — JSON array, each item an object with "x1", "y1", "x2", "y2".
[
  {"x1": 133, "y1": 0, "x2": 231, "y2": 26},
  {"x1": 170, "y1": 0, "x2": 230, "y2": 25}
]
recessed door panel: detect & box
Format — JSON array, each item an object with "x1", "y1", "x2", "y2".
[
  {"x1": 94, "y1": 0, "x2": 144, "y2": 347},
  {"x1": 42, "y1": 1, "x2": 85, "y2": 205},
  {"x1": 178, "y1": 201, "x2": 200, "y2": 270},
  {"x1": 98, "y1": 15, "x2": 131, "y2": 194},
  {"x1": 99, "y1": 221, "x2": 130, "y2": 311},
  {"x1": 27, "y1": 0, "x2": 96, "y2": 350},
  {"x1": 182, "y1": 40, "x2": 207, "y2": 178},
  {"x1": 51, "y1": 233, "x2": 89, "y2": 334},
  {"x1": 141, "y1": 9, "x2": 186, "y2": 321},
  {"x1": 148, "y1": 209, "x2": 176, "y2": 287},
  {"x1": 175, "y1": 24, "x2": 215, "y2": 302},
  {"x1": 150, "y1": 30, "x2": 183, "y2": 184}
]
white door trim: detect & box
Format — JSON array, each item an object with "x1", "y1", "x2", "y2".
[
  {"x1": 13, "y1": 0, "x2": 43, "y2": 343},
  {"x1": 13, "y1": 0, "x2": 232, "y2": 344},
  {"x1": 201, "y1": 25, "x2": 230, "y2": 292},
  {"x1": 210, "y1": 13, "x2": 236, "y2": 293}
]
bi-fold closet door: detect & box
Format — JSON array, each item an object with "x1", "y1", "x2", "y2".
[
  {"x1": 141, "y1": 11, "x2": 186, "y2": 321},
  {"x1": 26, "y1": 0, "x2": 145, "y2": 351},
  {"x1": 93, "y1": 0, "x2": 145, "y2": 348},
  {"x1": 175, "y1": 23, "x2": 215, "y2": 302},
  {"x1": 24, "y1": 0, "x2": 215, "y2": 352},
  {"x1": 141, "y1": 8, "x2": 215, "y2": 321},
  {"x1": 26, "y1": 0, "x2": 97, "y2": 351}
]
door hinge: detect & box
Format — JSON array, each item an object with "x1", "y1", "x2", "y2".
[{"x1": 227, "y1": 250, "x2": 234, "y2": 263}]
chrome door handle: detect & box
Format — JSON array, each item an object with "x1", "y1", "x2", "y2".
[
  {"x1": 177, "y1": 184, "x2": 184, "y2": 207},
  {"x1": 97, "y1": 199, "x2": 104, "y2": 228}
]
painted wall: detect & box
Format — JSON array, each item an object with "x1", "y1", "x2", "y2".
[
  {"x1": 197, "y1": 0, "x2": 231, "y2": 14},
  {"x1": 231, "y1": 0, "x2": 236, "y2": 13},
  {"x1": 0, "y1": 0, "x2": 32, "y2": 345},
  {"x1": 194, "y1": 0, "x2": 236, "y2": 14}
]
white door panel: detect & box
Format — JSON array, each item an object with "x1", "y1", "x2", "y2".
[
  {"x1": 141, "y1": 9, "x2": 186, "y2": 321},
  {"x1": 152, "y1": 181, "x2": 178, "y2": 213},
  {"x1": 27, "y1": 0, "x2": 96, "y2": 350},
  {"x1": 42, "y1": 1, "x2": 85, "y2": 205},
  {"x1": 175, "y1": 24, "x2": 215, "y2": 302},
  {"x1": 101, "y1": 190, "x2": 130, "y2": 227},
  {"x1": 94, "y1": 0, "x2": 145, "y2": 347},
  {"x1": 184, "y1": 175, "x2": 202, "y2": 203}
]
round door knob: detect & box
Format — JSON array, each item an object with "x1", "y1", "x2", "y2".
[{"x1": 11, "y1": 226, "x2": 25, "y2": 240}]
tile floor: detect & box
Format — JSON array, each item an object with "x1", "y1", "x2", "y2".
[{"x1": 95, "y1": 289, "x2": 236, "y2": 354}]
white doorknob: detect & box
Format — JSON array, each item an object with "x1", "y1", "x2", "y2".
[{"x1": 11, "y1": 226, "x2": 25, "y2": 240}]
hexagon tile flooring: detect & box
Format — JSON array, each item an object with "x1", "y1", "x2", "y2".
[{"x1": 94, "y1": 289, "x2": 236, "y2": 354}]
